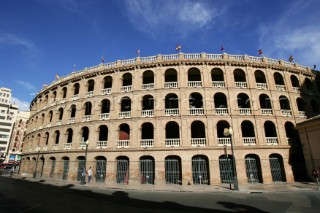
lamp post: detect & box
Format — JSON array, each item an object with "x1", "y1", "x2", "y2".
[
  {"x1": 224, "y1": 127, "x2": 239, "y2": 190},
  {"x1": 33, "y1": 149, "x2": 40, "y2": 178},
  {"x1": 80, "y1": 140, "x2": 89, "y2": 185}
]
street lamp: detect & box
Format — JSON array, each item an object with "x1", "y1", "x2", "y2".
[
  {"x1": 33, "y1": 149, "x2": 40, "y2": 178},
  {"x1": 80, "y1": 140, "x2": 89, "y2": 185},
  {"x1": 224, "y1": 127, "x2": 239, "y2": 190}
]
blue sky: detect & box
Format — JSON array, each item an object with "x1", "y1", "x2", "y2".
[{"x1": 1, "y1": 0, "x2": 319, "y2": 111}]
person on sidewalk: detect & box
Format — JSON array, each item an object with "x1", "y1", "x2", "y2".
[{"x1": 87, "y1": 167, "x2": 93, "y2": 183}]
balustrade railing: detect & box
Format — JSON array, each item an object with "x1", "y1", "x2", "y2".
[
  {"x1": 191, "y1": 138, "x2": 206, "y2": 146},
  {"x1": 85, "y1": 91, "x2": 93, "y2": 97},
  {"x1": 82, "y1": 115, "x2": 91, "y2": 122},
  {"x1": 96, "y1": 141, "x2": 108, "y2": 148},
  {"x1": 68, "y1": 118, "x2": 75, "y2": 124},
  {"x1": 189, "y1": 108, "x2": 204, "y2": 115},
  {"x1": 292, "y1": 87, "x2": 300, "y2": 93},
  {"x1": 121, "y1": 85, "x2": 132, "y2": 92},
  {"x1": 212, "y1": 81, "x2": 225, "y2": 87},
  {"x1": 71, "y1": 94, "x2": 79, "y2": 100},
  {"x1": 117, "y1": 140, "x2": 129, "y2": 148},
  {"x1": 184, "y1": 53, "x2": 201, "y2": 59},
  {"x1": 79, "y1": 143, "x2": 87, "y2": 149},
  {"x1": 42, "y1": 146, "x2": 48, "y2": 151},
  {"x1": 235, "y1": 82, "x2": 248, "y2": 88},
  {"x1": 99, "y1": 113, "x2": 110, "y2": 120},
  {"x1": 162, "y1": 54, "x2": 179, "y2": 60},
  {"x1": 56, "y1": 121, "x2": 62, "y2": 126},
  {"x1": 142, "y1": 83, "x2": 154, "y2": 90},
  {"x1": 239, "y1": 108, "x2": 251, "y2": 115},
  {"x1": 141, "y1": 56, "x2": 156, "y2": 62},
  {"x1": 164, "y1": 82, "x2": 178, "y2": 88},
  {"x1": 298, "y1": 111, "x2": 306, "y2": 117},
  {"x1": 266, "y1": 137, "x2": 278, "y2": 145},
  {"x1": 243, "y1": 137, "x2": 256, "y2": 145},
  {"x1": 165, "y1": 139, "x2": 180, "y2": 147},
  {"x1": 218, "y1": 138, "x2": 231, "y2": 146},
  {"x1": 229, "y1": 55, "x2": 244, "y2": 60},
  {"x1": 281, "y1": 110, "x2": 292, "y2": 116},
  {"x1": 206, "y1": 54, "x2": 223, "y2": 59},
  {"x1": 261, "y1": 109, "x2": 273, "y2": 115},
  {"x1": 248, "y1": 56, "x2": 263, "y2": 62},
  {"x1": 101, "y1": 88, "x2": 111, "y2": 95},
  {"x1": 256, "y1": 83, "x2": 267, "y2": 89},
  {"x1": 276, "y1": 85, "x2": 286, "y2": 91},
  {"x1": 64, "y1": 143, "x2": 72, "y2": 150},
  {"x1": 140, "y1": 139, "x2": 154, "y2": 147},
  {"x1": 165, "y1": 108, "x2": 179, "y2": 116},
  {"x1": 188, "y1": 81, "x2": 202, "y2": 87},
  {"x1": 215, "y1": 108, "x2": 228, "y2": 115},
  {"x1": 141, "y1": 110, "x2": 154, "y2": 117},
  {"x1": 119, "y1": 111, "x2": 131, "y2": 118},
  {"x1": 52, "y1": 144, "x2": 59, "y2": 150}
]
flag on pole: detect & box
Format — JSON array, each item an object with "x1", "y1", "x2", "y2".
[
  {"x1": 55, "y1": 74, "x2": 60, "y2": 79},
  {"x1": 101, "y1": 56, "x2": 105, "y2": 63},
  {"x1": 289, "y1": 55, "x2": 294, "y2": 62},
  {"x1": 220, "y1": 45, "x2": 225, "y2": 52},
  {"x1": 73, "y1": 64, "x2": 76, "y2": 71},
  {"x1": 314, "y1": 64, "x2": 317, "y2": 69},
  {"x1": 258, "y1": 49, "x2": 263, "y2": 56},
  {"x1": 175, "y1": 45, "x2": 182, "y2": 51},
  {"x1": 136, "y1": 49, "x2": 141, "y2": 56}
]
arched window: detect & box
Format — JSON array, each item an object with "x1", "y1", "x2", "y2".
[
  {"x1": 84, "y1": 102, "x2": 92, "y2": 115},
  {"x1": 191, "y1": 121, "x2": 206, "y2": 146},
  {"x1": 116, "y1": 156, "x2": 129, "y2": 184},
  {"x1": 73, "y1": 83, "x2": 80, "y2": 95},
  {"x1": 54, "y1": 131, "x2": 60, "y2": 144},
  {"x1": 140, "y1": 156, "x2": 155, "y2": 184},
  {"x1": 101, "y1": 99, "x2": 110, "y2": 113},
  {"x1": 264, "y1": 121, "x2": 278, "y2": 145},
  {"x1": 214, "y1": 93, "x2": 228, "y2": 115},
  {"x1": 290, "y1": 75, "x2": 300, "y2": 88},
  {"x1": 192, "y1": 155, "x2": 210, "y2": 185},
  {"x1": 87, "y1": 79, "x2": 94, "y2": 92},
  {"x1": 70, "y1": 105, "x2": 76, "y2": 118},
  {"x1": 234, "y1": 69, "x2": 247, "y2": 88},
  {"x1": 165, "y1": 121, "x2": 180, "y2": 147},
  {"x1": 164, "y1": 69, "x2": 178, "y2": 88},
  {"x1": 279, "y1": 96, "x2": 291, "y2": 110},
  {"x1": 81, "y1": 127, "x2": 89, "y2": 142},
  {"x1": 66, "y1": 128, "x2": 73, "y2": 143},
  {"x1": 142, "y1": 70, "x2": 154, "y2": 89},
  {"x1": 269, "y1": 154, "x2": 286, "y2": 182},
  {"x1": 255, "y1": 70, "x2": 267, "y2": 89},
  {"x1": 241, "y1": 120, "x2": 256, "y2": 145},
  {"x1": 96, "y1": 156, "x2": 107, "y2": 182},
  {"x1": 188, "y1": 68, "x2": 202, "y2": 87},
  {"x1": 211, "y1": 68, "x2": 224, "y2": 87},
  {"x1": 165, "y1": 156, "x2": 182, "y2": 185},
  {"x1": 245, "y1": 154, "x2": 263, "y2": 183},
  {"x1": 120, "y1": 97, "x2": 131, "y2": 112},
  {"x1": 62, "y1": 87, "x2": 67, "y2": 98},
  {"x1": 58, "y1": 108, "x2": 63, "y2": 120},
  {"x1": 119, "y1": 124, "x2": 130, "y2": 140},
  {"x1": 259, "y1": 94, "x2": 272, "y2": 115}
]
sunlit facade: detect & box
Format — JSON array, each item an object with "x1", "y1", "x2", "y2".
[{"x1": 20, "y1": 53, "x2": 318, "y2": 188}]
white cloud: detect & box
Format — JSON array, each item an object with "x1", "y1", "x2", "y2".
[
  {"x1": 0, "y1": 32, "x2": 38, "y2": 53},
  {"x1": 258, "y1": 0, "x2": 320, "y2": 67},
  {"x1": 124, "y1": 0, "x2": 220, "y2": 39},
  {"x1": 11, "y1": 96, "x2": 30, "y2": 112},
  {"x1": 15, "y1": 80, "x2": 36, "y2": 91}
]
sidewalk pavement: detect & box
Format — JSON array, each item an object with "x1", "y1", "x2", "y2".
[{"x1": 8, "y1": 174, "x2": 320, "y2": 193}]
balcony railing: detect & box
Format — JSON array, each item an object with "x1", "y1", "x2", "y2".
[
  {"x1": 276, "y1": 85, "x2": 286, "y2": 91},
  {"x1": 307, "y1": 90, "x2": 314, "y2": 96},
  {"x1": 121, "y1": 85, "x2": 132, "y2": 92},
  {"x1": 261, "y1": 109, "x2": 273, "y2": 115},
  {"x1": 71, "y1": 94, "x2": 79, "y2": 100},
  {"x1": 256, "y1": 83, "x2": 267, "y2": 89},
  {"x1": 67, "y1": 117, "x2": 75, "y2": 124},
  {"x1": 189, "y1": 108, "x2": 204, "y2": 115},
  {"x1": 79, "y1": 143, "x2": 87, "y2": 149},
  {"x1": 165, "y1": 139, "x2": 180, "y2": 147},
  {"x1": 292, "y1": 87, "x2": 300, "y2": 93},
  {"x1": 298, "y1": 111, "x2": 306, "y2": 117},
  {"x1": 140, "y1": 139, "x2": 154, "y2": 147},
  {"x1": 96, "y1": 141, "x2": 108, "y2": 148},
  {"x1": 85, "y1": 91, "x2": 93, "y2": 97},
  {"x1": 215, "y1": 108, "x2": 228, "y2": 115},
  {"x1": 60, "y1": 98, "x2": 66, "y2": 104},
  {"x1": 239, "y1": 108, "x2": 251, "y2": 115},
  {"x1": 46, "y1": 123, "x2": 52, "y2": 128},
  {"x1": 42, "y1": 146, "x2": 48, "y2": 151},
  {"x1": 218, "y1": 138, "x2": 231, "y2": 146},
  {"x1": 212, "y1": 81, "x2": 225, "y2": 87},
  {"x1": 64, "y1": 143, "x2": 72, "y2": 150},
  {"x1": 119, "y1": 111, "x2": 131, "y2": 118},
  {"x1": 56, "y1": 121, "x2": 61, "y2": 126},
  {"x1": 101, "y1": 88, "x2": 112, "y2": 95},
  {"x1": 266, "y1": 137, "x2": 278, "y2": 145},
  {"x1": 52, "y1": 144, "x2": 59, "y2": 150},
  {"x1": 165, "y1": 108, "x2": 179, "y2": 116},
  {"x1": 141, "y1": 110, "x2": 154, "y2": 117},
  {"x1": 82, "y1": 115, "x2": 91, "y2": 122},
  {"x1": 142, "y1": 83, "x2": 154, "y2": 90},
  {"x1": 164, "y1": 82, "x2": 178, "y2": 88},
  {"x1": 191, "y1": 138, "x2": 206, "y2": 146},
  {"x1": 281, "y1": 110, "x2": 292, "y2": 116},
  {"x1": 188, "y1": 81, "x2": 202, "y2": 87},
  {"x1": 243, "y1": 137, "x2": 256, "y2": 145},
  {"x1": 235, "y1": 82, "x2": 247, "y2": 88},
  {"x1": 99, "y1": 113, "x2": 110, "y2": 120},
  {"x1": 117, "y1": 140, "x2": 129, "y2": 148}
]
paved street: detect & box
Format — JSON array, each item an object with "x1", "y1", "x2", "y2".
[{"x1": 0, "y1": 176, "x2": 320, "y2": 213}]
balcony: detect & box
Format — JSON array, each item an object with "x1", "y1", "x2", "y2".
[
  {"x1": 119, "y1": 111, "x2": 131, "y2": 118},
  {"x1": 281, "y1": 110, "x2": 292, "y2": 116},
  {"x1": 60, "y1": 99, "x2": 66, "y2": 104},
  {"x1": 266, "y1": 137, "x2": 278, "y2": 145},
  {"x1": 261, "y1": 109, "x2": 273, "y2": 115},
  {"x1": 46, "y1": 123, "x2": 52, "y2": 128},
  {"x1": 189, "y1": 108, "x2": 204, "y2": 115},
  {"x1": 215, "y1": 108, "x2": 228, "y2": 115},
  {"x1": 191, "y1": 138, "x2": 206, "y2": 146},
  {"x1": 235, "y1": 82, "x2": 247, "y2": 88},
  {"x1": 298, "y1": 111, "x2": 306, "y2": 117},
  {"x1": 79, "y1": 143, "x2": 87, "y2": 149},
  {"x1": 239, "y1": 108, "x2": 251, "y2": 115},
  {"x1": 141, "y1": 110, "x2": 154, "y2": 117},
  {"x1": 164, "y1": 82, "x2": 178, "y2": 88},
  {"x1": 218, "y1": 138, "x2": 231, "y2": 146},
  {"x1": 85, "y1": 91, "x2": 93, "y2": 97},
  {"x1": 64, "y1": 143, "x2": 72, "y2": 150},
  {"x1": 188, "y1": 81, "x2": 202, "y2": 87},
  {"x1": 292, "y1": 87, "x2": 300, "y2": 93},
  {"x1": 212, "y1": 81, "x2": 225, "y2": 88},
  {"x1": 256, "y1": 83, "x2": 267, "y2": 90},
  {"x1": 101, "y1": 88, "x2": 112, "y2": 95},
  {"x1": 42, "y1": 146, "x2": 48, "y2": 151},
  {"x1": 56, "y1": 121, "x2": 62, "y2": 126},
  {"x1": 99, "y1": 113, "x2": 110, "y2": 120},
  {"x1": 140, "y1": 139, "x2": 154, "y2": 147},
  {"x1": 82, "y1": 115, "x2": 91, "y2": 122},
  {"x1": 142, "y1": 83, "x2": 154, "y2": 90},
  {"x1": 276, "y1": 85, "x2": 286, "y2": 91},
  {"x1": 307, "y1": 90, "x2": 314, "y2": 96},
  {"x1": 243, "y1": 137, "x2": 256, "y2": 145},
  {"x1": 96, "y1": 141, "x2": 108, "y2": 148},
  {"x1": 67, "y1": 117, "x2": 75, "y2": 124},
  {"x1": 165, "y1": 108, "x2": 179, "y2": 116},
  {"x1": 71, "y1": 94, "x2": 79, "y2": 100},
  {"x1": 52, "y1": 144, "x2": 59, "y2": 150},
  {"x1": 121, "y1": 85, "x2": 132, "y2": 92},
  {"x1": 117, "y1": 140, "x2": 129, "y2": 148},
  {"x1": 165, "y1": 139, "x2": 180, "y2": 147}
]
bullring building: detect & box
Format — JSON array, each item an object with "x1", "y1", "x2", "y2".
[{"x1": 20, "y1": 53, "x2": 318, "y2": 188}]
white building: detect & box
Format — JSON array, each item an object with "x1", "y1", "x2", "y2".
[{"x1": 0, "y1": 87, "x2": 19, "y2": 162}]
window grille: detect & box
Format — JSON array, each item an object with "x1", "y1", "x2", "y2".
[
  {"x1": 165, "y1": 157, "x2": 182, "y2": 185},
  {"x1": 192, "y1": 156, "x2": 209, "y2": 185},
  {"x1": 116, "y1": 158, "x2": 129, "y2": 184},
  {"x1": 140, "y1": 158, "x2": 154, "y2": 184}
]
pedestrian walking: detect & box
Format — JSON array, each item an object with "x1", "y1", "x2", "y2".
[{"x1": 87, "y1": 167, "x2": 93, "y2": 183}]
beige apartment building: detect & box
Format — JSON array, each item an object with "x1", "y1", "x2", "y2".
[{"x1": 19, "y1": 53, "x2": 318, "y2": 189}]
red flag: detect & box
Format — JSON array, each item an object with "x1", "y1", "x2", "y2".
[
  {"x1": 258, "y1": 49, "x2": 263, "y2": 55},
  {"x1": 101, "y1": 56, "x2": 105, "y2": 63},
  {"x1": 136, "y1": 49, "x2": 141, "y2": 55},
  {"x1": 176, "y1": 45, "x2": 182, "y2": 51}
]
